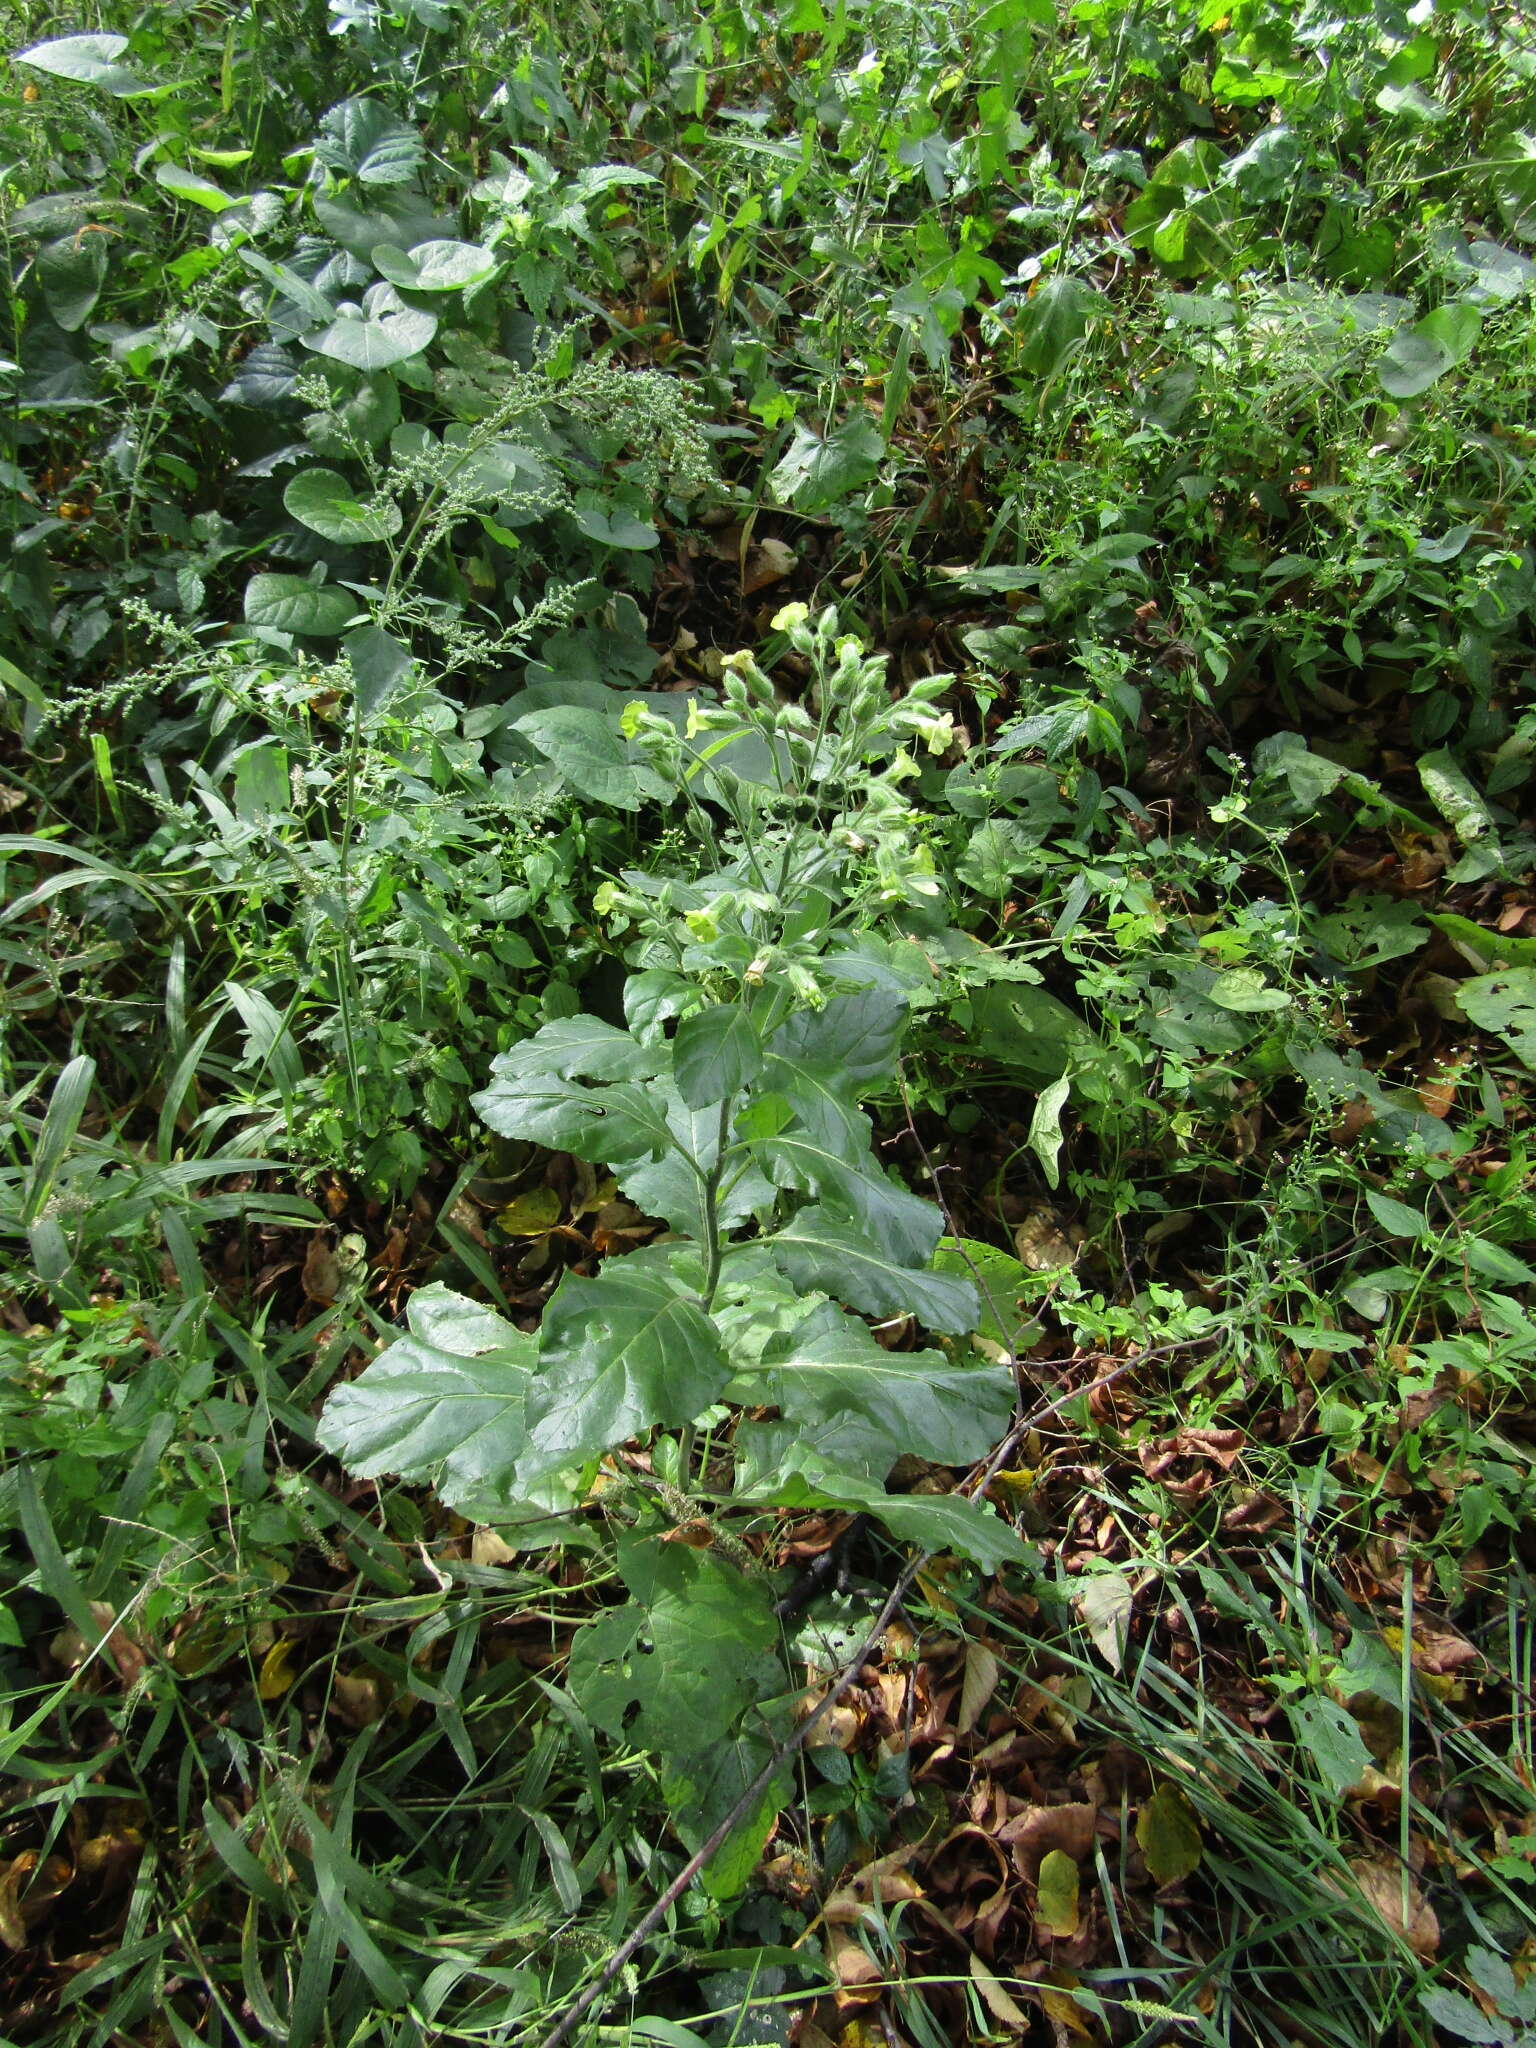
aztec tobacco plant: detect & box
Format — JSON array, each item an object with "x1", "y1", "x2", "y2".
[{"x1": 319, "y1": 607, "x2": 1024, "y2": 1865}]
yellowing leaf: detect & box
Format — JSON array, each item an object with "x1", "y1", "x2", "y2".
[
  {"x1": 1075, "y1": 1572, "x2": 1133, "y2": 1671},
  {"x1": 958, "y1": 1640, "x2": 1001, "y2": 1734},
  {"x1": 969, "y1": 1951, "x2": 1031, "y2": 2027},
  {"x1": 257, "y1": 1637, "x2": 300, "y2": 1700},
  {"x1": 1036, "y1": 1848, "x2": 1081, "y2": 1938},
  {"x1": 1136, "y1": 1783, "x2": 1203, "y2": 1885},
  {"x1": 495, "y1": 1186, "x2": 562, "y2": 1235}
]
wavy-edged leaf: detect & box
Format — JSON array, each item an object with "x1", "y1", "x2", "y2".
[
  {"x1": 483, "y1": 1014, "x2": 663, "y2": 1086},
  {"x1": 673, "y1": 1003, "x2": 762, "y2": 1109},
  {"x1": 316, "y1": 98, "x2": 425, "y2": 186},
  {"x1": 764, "y1": 1206, "x2": 978, "y2": 1334},
  {"x1": 524, "y1": 1265, "x2": 731, "y2": 1471},
  {"x1": 371, "y1": 239, "x2": 497, "y2": 291},
  {"x1": 316, "y1": 1284, "x2": 534, "y2": 1507},
  {"x1": 732, "y1": 1302, "x2": 1011, "y2": 1469},
  {"x1": 759, "y1": 1461, "x2": 1026, "y2": 1572},
  {"x1": 569, "y1": 1536, "x2": 779, "y2": 1756},
  {"x1": 760, "y1": 1129, "x2": 941, "y2": 1266},
  {"x1": 472, "y1": 1071, "x2": 677, "y2": 1166}
]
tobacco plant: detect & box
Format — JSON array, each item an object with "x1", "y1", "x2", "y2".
[{"x1": 319, "y1": 605, "x2": 1025, "y2": 1869}]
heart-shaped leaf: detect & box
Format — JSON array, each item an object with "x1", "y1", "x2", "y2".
[
  {"x1": 15, "y1": 33, "x2": 150, "y2": 95},
  {"x1": 284, "y1": 468, "x2": 403, "y2": 543},
  {"x1": 243, "y1": 574, "x2": 360, "y2": 637}
]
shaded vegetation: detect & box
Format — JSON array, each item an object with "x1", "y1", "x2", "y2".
[{"x1": 1, "y1": 1, "x2": 1534, "y2": 2043}]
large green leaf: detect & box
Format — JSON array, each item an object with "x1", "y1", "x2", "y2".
[
  {"x1": 284, "y1": 468, "x2": 402, "y2": 543},
  {"x1": 524, "y1": 1265, "x2": 732, "y2": 1470},
  {"x1": 316, "y1": 98, "x2": 425, "y2": 186},
  {"x1": 1457, "y1": 968, "x2": 1536, "y2": 1068},
  {"x1": 1013, "y1": 274, "x2": 1101, "y2": 379},
  {"x1": 472, "y1": 1071, "x2": 677, "y2": 1166},
  {"x1": 731, "y1": 1302, "x2": 1011, "y2": 1469},
  {"x1": 769, "y1": 416, "x2": 885, "y2": 511},
  {"x1": 672, "y1": 1003, "x2": 762, "y2": 1109},
  {"x1": 965, "y1": 982, "x2": 1102, "y2": 1088},
  {"x1": 1378, "y1": 302, "x2": 1481, "y2": 398},
  {"x1": 483, "y1": 1015, "x2": 663, "y2": 1085},
  {"x1": 513, "y1": 706, "x2": 665, "y2": 811},
  {"x1": 345, "y1": 624, "x2": 414, "y2": 720},
  {"x1": 760, "y1": 1129, "x2": 941, "y2": 1266},
  {"x1": 772, "y1": 987, "x2": 907, "y2": 1087},
  {"x1": 623, "y1": 1094, "x2": 774, "y2": 1241},
  {"x1": 754, "y1": 1460, "x2": 1026, "y2": 1573},
  {"x1": 15, "y1": 33, "x2": 149, "y2": 94},
  {"x1": 305, "y1": 289, "x2": 437, "y2": 371},
  {"x1": 569, "y1": 1535, "x2": 780, "y2": 1757},
  {"x1": 763, "y1": 1207, "x2": 978, "y2": 1334},
  {"x1": 371, "y1": 239, "x2": 497, "y2": 291},
  {"x1": 37, "y1": 235, "x2": 109, "y2": 331},
  {"x1": 759, "y1": 988, "x2": 907, "y2": 1156},
  {"x1": 315, "y1": 1285, "x2": 534, "y2": 1508},
  {"x1": 243, "y1": 574, "x2": 359, "y2": 637}
]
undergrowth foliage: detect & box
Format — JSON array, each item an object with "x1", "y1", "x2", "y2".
[{"x1": 1, "y1": 0, "x2": 1535, "y2": 2043}]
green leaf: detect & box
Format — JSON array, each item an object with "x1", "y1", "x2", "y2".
[
  {"x1": 1315, "y1": 894, "x2": 1428, "y2": 972},
  {"x1": 1457, "y1": 968, "x2": 1536, "y2": 1068},
  {"x1": 1491, "y1": 127, "x2": 1536, "y2": 245},
  {"x1": 15, "y1": 33, "x2": 150, "y2": 94},
  {"x1": 1013, "y1": 275, "x2": 1100, "y2": 379},
  {"x1": 1418, "y1": 1989, "x2": 1509, "y2": 2047},
  {"x1": 514, "y1": 706, "x2": 663, "y2": 811},
  {"x1": 1462, "y1": 1237, "x2": 1536, "y2": 1286},
  {"x1": 761, "y1": 988, "x2": 908, "y2": 1153},
  {"x1": 243, "y1": 574, "x2": 359, "y2": 637},
  {"x1": 485, "y1": 1015, "x2": 663, "y2": 1085},
  {"x1": 1136, "y1": 1784, "x2": 1203, "y2": 1884},
  {"x1": 1426, "y1": 913, "x2": 1536, "y2": 970},
  {"x1": 732, "y1": 1302, "x2": 1012, "y2": 1472},
  {"x1": 473, "y1": 1071, "x2": 677, "y2": 1166},
  {"x1": 934, "y1": 1236, "x2": 1032, "y2": 1347},
  {"x1": 568, "y1": 1536, "x2": 779, "y2": 1757},
  {"x1": 1378, "y1": 303, "x2": 1482, "y2": 398},
  {"x1": 36, "y1": 235, "x2": 109, "y2": 331},
  {"x1": 967, "y1": 982, "x2": 1103, "y2": 1089},
  {"x1": 623, "y1": 1096, "x2": 775, "y2": 1242},
  {"x1": 154, "y1": 161, "x2": 235, "y2": 212},
  {"x1": 315, "y1": 1285, "x2": 535, "y2": 1509},
  {"x1": 769, "y1": 416, "x2": 886, "y2": 511},
  {"x1": 1418, "y1": 749, "x2": 1495, "y2": 843},
  {"x1": 284, "y1": 468, "x2": 402, "y2": 543},
  {"x1": 1288, "y1": 1693, "x2": 1371, "y2": 1798},
  {"x1": 371, "y1": 239, "x2": 497, "y2": 291},
  {"x1": 306, "y1": 295, "x2": 437, "y2": 372},
  {"x1": 317, "y1": 98, "x2": 425, "y2": 186},
  {"x1": 760, "y1": 1462, "x2": 1025, "y2": 1572},
  {"x1": 20, "y1": 1055, "x2": 95, "y2": 1226},
  {"x1": 571, "y1": 498, "x2": 660, "y2": 549},
  {"x1": 764, "y1": 1206, "x2": 979, "y2": 1334},
  {"x1": 1207, "y1": 968, "x2": 1292, "y2": 1013},
  {"x1": 1365, "y1": 1190, "x2": 1431, "y2": 1239},
  {"x1": 345, "y1": 624, "x2": 414, "y2": 719},
  {"x1": 760, "y1": 1131, "x2": 942, "y2": 1267},
  {"x1": 672, "y1": 1004, "x2": 762, "y2": 1109},
  {"x1": 1027, "y1": 1072, "x2": 1071, "y2": 1191},
  {"x1": 524, "y1": 1266, "x2": 732, "y2": 1472}
]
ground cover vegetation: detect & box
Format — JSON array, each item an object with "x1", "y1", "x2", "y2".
[{"x1": 1, "y1": 0, "x2": 1534, "y2": 2040}]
